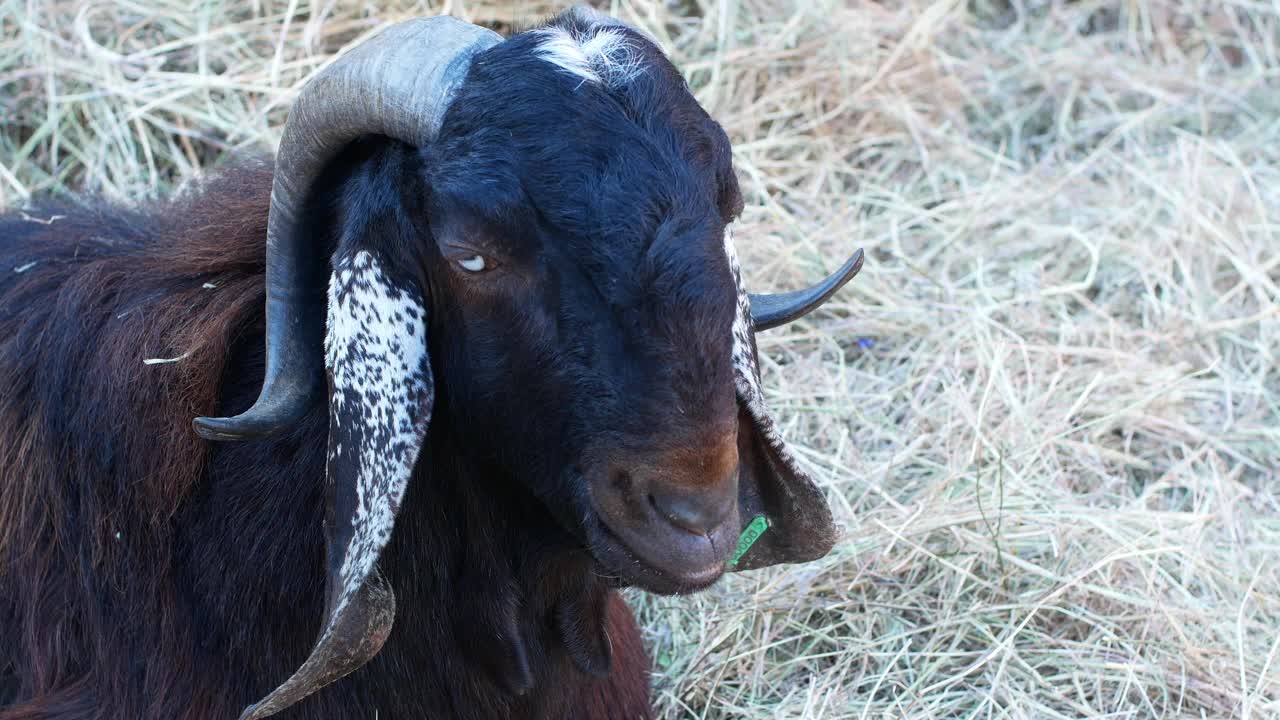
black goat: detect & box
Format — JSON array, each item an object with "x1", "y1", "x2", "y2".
[{"x1": 0, "y1": 8, "x2": 862, "y2": 719}]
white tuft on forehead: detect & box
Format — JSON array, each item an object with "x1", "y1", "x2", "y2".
[{"x1": 533, "y1": 26, "x2": 643, "y2": 87}]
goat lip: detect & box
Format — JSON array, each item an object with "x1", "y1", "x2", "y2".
[
  {"x1": 672, "y1": 560, "x2": 728, "y2": 587},
  {"x1": 583, "y1": 512, "x2": 734, "y2": 595}
]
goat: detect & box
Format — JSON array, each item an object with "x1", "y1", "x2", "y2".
[{"x1": 0, "y1": 7, "x2": 863, "y2": 719}]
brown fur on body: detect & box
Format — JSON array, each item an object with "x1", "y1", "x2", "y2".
[{"x1": 0, "y1": 161, "x2": 651, "y2": 720}]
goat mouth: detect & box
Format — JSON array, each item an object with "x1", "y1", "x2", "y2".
[{"x1": 583, "y1": 511, "x2": 731, "y2": 595}]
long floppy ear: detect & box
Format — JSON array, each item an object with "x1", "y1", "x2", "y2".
[
  {"x1": 186, "y1": 14, "x2": 501, "y2": 718},
  {"x1": 723, "y1": 226, "x2": 842, "y2": 571},
  {"x1": 240, "y1": 245, "x2": 433, "y2": 718}
]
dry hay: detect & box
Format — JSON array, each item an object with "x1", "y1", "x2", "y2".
[{"x1": 2, "y1": 1, "x2": 1278, "y2": 717}]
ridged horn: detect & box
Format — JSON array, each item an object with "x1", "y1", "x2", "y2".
[
  {"x1": 750, "y1": 248, "x2": 864, "y2": 331},
  {"x1": 193, "y1": 16, "x2": 501, "y2": 441}
]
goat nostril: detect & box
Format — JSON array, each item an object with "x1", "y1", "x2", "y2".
[{"x1": 649, "y1": 490, "x2": 729, "y2": 536}]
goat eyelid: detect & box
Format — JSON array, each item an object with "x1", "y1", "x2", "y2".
[
  {"x1": 441, "y1": 243, "x2": 500, "y2": 274},
  {"x1": 458, "y1": 255, "x2": 487, "y2": 272}
]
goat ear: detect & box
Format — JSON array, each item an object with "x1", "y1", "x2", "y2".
[
  {"x1": 722, "y1": 227, "x2": 838, "y2": 572},
  {"x1": 240, "y1": 248, "x2": 433, "y2": 720},
  {"x1": 732, "y1": 406, "x2": 837, "y2": 571}
]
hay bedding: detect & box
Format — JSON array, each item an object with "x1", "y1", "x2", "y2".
[{"x1": 2, "y1": 1, "x2": 1277, "y2": 717}]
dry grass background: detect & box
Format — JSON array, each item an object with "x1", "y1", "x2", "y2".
[{"x1": 2, "y1": 0, "x2": 1279, "y2": 717}]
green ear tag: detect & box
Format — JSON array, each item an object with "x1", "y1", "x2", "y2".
[{"x1": 730, "y1": 515, "x2": 770, "y2": 568}]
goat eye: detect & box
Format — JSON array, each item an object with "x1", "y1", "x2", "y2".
[{"x1": 457, "y1": 255, "x2": 487, "y2": 273}]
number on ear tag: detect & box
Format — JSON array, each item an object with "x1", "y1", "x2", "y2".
[{"x1": 730, "y1": 515, "x2": 770, "y2": 568}]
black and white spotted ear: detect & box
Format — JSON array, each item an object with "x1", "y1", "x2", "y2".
[
  {"x1": 180, "y1": 13, "x2": 503, "y2": 719},
  {"x1": 239, "y1": 250, "x2": 433, "y2": 720},
  {"x1": 723, "y1": 227, "x2": 841, "y2": 571}
]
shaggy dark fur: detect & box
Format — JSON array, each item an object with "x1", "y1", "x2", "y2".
[
  {"x1": 0, "y1": 162, "x2": 653, "y2": 719},
  {"x1": 0, "y1": 11, "x2": 755, "y2": 718}
]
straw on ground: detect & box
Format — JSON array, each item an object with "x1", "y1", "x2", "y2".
[{"x1": 2, "y1": 1, "x2": 1277, "y2": 717}]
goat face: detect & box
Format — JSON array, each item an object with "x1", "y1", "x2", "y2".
[
  {"x1": 424, "y1": 28, "x2": 746, "y2": 594},
  {"x1": 193, "y1": 8, "x2": 862, "y2": 718}
]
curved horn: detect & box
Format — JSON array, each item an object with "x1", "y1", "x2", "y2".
[
  {"x1": 186, "y1": 16, "x2": 500, "y2": 720},
  {"x1": 193, "y1": 16, "x2": 500, "y2": 441},
  {"x1": 749, "y1": 248, "x2": 864, "y2": 331}
]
